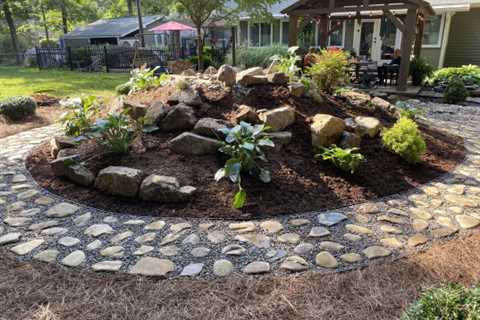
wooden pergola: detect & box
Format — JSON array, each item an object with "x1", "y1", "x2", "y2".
[{"x1": 281, "y1": 0, "x2": 435, "y2": 91}]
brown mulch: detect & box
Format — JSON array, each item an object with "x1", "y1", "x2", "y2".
[
  {"x1": 26, "y1": 84, "x2": 465, "y2": 219},
  {"x1": 1, "y1": 231, "x2": 479, "y2": 320}
]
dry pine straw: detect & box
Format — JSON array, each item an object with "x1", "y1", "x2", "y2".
[{"x1": 0, "y1": 231, "x2": 479, "y2": 320}]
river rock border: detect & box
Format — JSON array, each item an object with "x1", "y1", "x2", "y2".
[{"x1": 1, "y1": 102, "x2": 480, "y2": 278}]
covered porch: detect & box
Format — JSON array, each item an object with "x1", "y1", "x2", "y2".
[{"x1": 281, "y1": 0, "x2": 435, "y2": 91}]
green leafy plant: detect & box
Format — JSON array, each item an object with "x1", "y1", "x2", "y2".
[
  {"x1": 115, "y1": 82, "x2": 132, "y2": 96},
  {"x1": 270, "y1": 46, "x2": 302, "y2": 81},
  {"x1": 189, "y1": 46, "x2": 214, "y2": 69},
  {"x1": 226, "y1": 45, "x2": 289, "y2": 69},
  {"x1": 410, "y1": 57, "x2": 434, "y2": 86},
  {"x1": 127, "y1": 65, "x2": 169, "y2": 93},
  {"x1": 315, "y1": 145, "x2": 364, "y2": 174},
  {"x1": 94, "y1": 113, "x2": 134, "y2": 155},
  {"x1": 396, "y1": 101, "x2": 424, "y2": 120},
  {"x1": 305, "y1": 48, "x2": 350, "y2": 94},
  {"x1": 59, "y1": 96, "x2": 99, "y2": 137},
  {"x1": 215, "y1": 122, "x2": 275, "y2": 209},
  {"x1": 428, "y1": 64, "x2": 480, "y2": 87},
  {"x1": 402, "y1": 284, "x2": 480, "y2": 320},
  {"x1": 0, "y1": 96, "x2": 37, "y2": 121},
  {"x1": 444, "y1": 78, "x2": 469, "y2": 104},
  {"x1": 175, "y1": 78, "x2": 191, "y2": 91},
  {"x1": 382, "y1": 117, "x2": 427, "y2": 164}
]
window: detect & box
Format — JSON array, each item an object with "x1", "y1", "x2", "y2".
[
  {"x1": 240, "y1": 21, "x2": 248, "y2": 46},
  {"x1": 272, "y1": 21, "x2": 280, "y2": 44},
  {"x1": 282, "y1": 21, "x2": 289, "y2": 45},
  {"x1": 250, "y1": 23, "x2": 260, "y2": 46},
  {"x1": 329, "y1": 21, "x2": 344, "y2": 47},
  {"x1": 260, "y1": 23, "x2": 271, "y2": 46},
  {"x1": 380, "y1": 18, "x2": 397, "y2": 59},
  {"x1": 423, "y1": 15, "x2": 444, "y2": 47}
]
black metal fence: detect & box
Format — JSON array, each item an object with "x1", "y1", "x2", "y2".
[{"x1": 27, "y1": 45, "x2": 227, "y2": 72}]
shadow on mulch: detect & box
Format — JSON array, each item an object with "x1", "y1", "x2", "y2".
[{"x1": 1, "y1": 230, "x2": 479, "y2": 320}]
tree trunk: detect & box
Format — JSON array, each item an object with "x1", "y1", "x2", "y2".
[
  {"x1": 127, "y1": 0, "x2": 133, "y2": 16},
  {"x1": 2, "y1": 0, "x2": 20, "y2": 65},
  {"x1": 60, "y1": 1, "x2": 68, "y2": 34},
  {"x1": 40, "y1": 1, "x2": 50, "y2": 42},
  {"x1": 196, "y1": 25, "x2": 203, "y2": 71},
  {"x1": 135, "y1": 0, "x2": 145, "y2": 47}
]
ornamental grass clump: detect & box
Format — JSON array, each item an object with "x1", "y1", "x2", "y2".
[
  {"x1": 215, "y1": 122, "x2": 274, "y2": 209},
  {"x1": 305, "y1": 48, "x2": 350, "y2": 94},
  {"x1": 0, "y1": 96, "x2": 37, "y2": 121},
  {"x1": 315, "y1": 146, "x2": 364, "y2": 174},
  {"x1": 382, "y1": 117, "x2": 426, "y2": 164}
]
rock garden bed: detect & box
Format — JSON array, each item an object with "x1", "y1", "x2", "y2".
[{"x1": 25, "y1": 68, "x2": 465, "y2": 220}]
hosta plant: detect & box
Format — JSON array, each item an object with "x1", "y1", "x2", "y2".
[
  {"x1": 94, "y1": 113, "x2": 134, "y2": 155},
  {"x1": 215, "y1": 122, "x2": 275, "y2": 209},
  {"x1": 316, "y1": 145, "x2": 364, "y2": 174},
  {"x1": 59, "y1": 96, "x2": 99, "y2": 137},
  {"x1": 128, "y1": 65, "x2": 169, "y2": 93},
  {"x1": 270, "y1": 46, "x2": 302, "y2": 81}
]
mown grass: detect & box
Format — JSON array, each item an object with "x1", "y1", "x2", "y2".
[{"x1": 0, "y1": 66, "x2": 129, "y2": 99}]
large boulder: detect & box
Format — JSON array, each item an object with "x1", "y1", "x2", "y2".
[
  {"x1": 145, "y1": 102, "x2": 168, "y2": 125},
  {"x1": 371, "y1": 97, "x2": 396, "y2": 114},
  {"x1": 123, "y1": 100, "x2": 148, "y2": 120},
  {"x1": 267, "y1": 72, "x2": 289, "y2": 85},
  {"x1": 233, "y1": 105, "x2": 259, "y2": 124},
  {"x1": 171, "y1": 88, "x2": 202, "y2": 107},
  {"x1": 139, "y1": 174, "x2": 196, "y2": 203},
  {"x1": 159, "y1": 103, "x2": 197, "y2": 132},
  {"x1": 50, "y1": 136, "x2": 76, "y2": 158},
  {"x1": 238, "y1": 75, "x2": 268, "y2": 87},
  {"x1": 94, "y1": 166, "x2": 144, "y2": 198},
  {"x1": 169, "y1": 132, "x2": 221, "y2": 155},
  {"x1": 236, "y1": 67, "x2": 264, "y2": 83},
  {"x1": 310, "y1": 114, "x2": 345, "y2": 148},
  {"x1": 51, "y1": 155, "x2": 95, "y2": 187},
  {"x1": 354, "y1": 116, "x2": 382, "y2": 138},
  {"x1": 289, "y1": 83, "x2": 305, "y2": 97},
  {"x1": 217, "y1": 64, "x2": 236, "y2": 87},
  {"x1": 258, "y1": 106, "x2": 296, "y2": 132},
  {"x1": 193, "y1": 117, "x2": 229, "y2": 138}
]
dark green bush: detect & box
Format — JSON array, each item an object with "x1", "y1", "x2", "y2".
[
  {"x1": 382, "y1": 117, "x2": 426, "y2": 164},
  {"x1": 226, "y1": 45, "x2": 289, "y2": 69},
  {"x1": 444, "y1": 78, "x2": 469, "y2": 104},
  {"x1": 0, "y1": 96, "x2": 37, "y2": 121},
  {"x1": 428, "y1": 65, "x2": 480, "y2": 87},
  {"x1": 115, "y1": 82, "x2": 132, "y2": 95},
  {"x1": 410, "y1": 57, "x2": 434, "y2": 86},
  {"x1": 402, "y1": 284, "x2": 480, "y2": 320}
]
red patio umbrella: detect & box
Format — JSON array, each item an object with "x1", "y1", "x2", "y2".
[{"x1": 150, "y1": 21, "x2": 195, "y2": 32}]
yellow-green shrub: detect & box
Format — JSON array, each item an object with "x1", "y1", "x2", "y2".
[
  {"x1": 305, "y1": 49, "x2": 349, "y2": 94},
  {"x1": 382, "y1": 117, "x2": 426, "y2": 164}
]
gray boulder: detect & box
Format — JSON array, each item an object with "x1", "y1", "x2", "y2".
[
  {"x1": 238, "y1": 75, "x2": 269, "y2": 86},
  {"x1": 339, "y1": 131, "x2": 362, "y2": 148},
  {"x1": 371, "y1": 97, "x2": 396, "y2": 114},
  {"x1": 236, "y1": 67, "x2": 264, "y2": 83},
  {"x1": 145, "y1": 102, "x2": 167, "y2": 125},
  {"x1": 95, "y1": 166, "x2": 144, "y2": 198},
  {"x1": 51, "y1": 157, "x2": 95, "y2": 187},
  {"x1": 354, "y1": 116, "x2": 382, "y2": 138},
  {"x1": 339, "y1": 90, "x2": 371, "y2": 108},
  {"x1": 139, "y1": 174, "x2": 196, "y2": 203},
  {"x1": 217, "y1": 64, "x2": 236, "y2": 87},
  {"x1": 193, "y1": 117, "x2": 229, "y2": 138},
  {"x1": 50, "y1": 136, "x2": 76, "y2": 158},
  {"x1": 123, "y1": 100, "x2": 148, "y2": 120},
  {"x1": 170, "y1": 88, "x2": 202, "y2": 107},
  {"x1": 289, "y1": 83, "x2": 305, "y2": 97},
  {"x1": 258, "y1": 106, "x2": 296, "y2": 132},
  {"x1": 159, "y1": 103, "x2": 197, "y2": 132},
  {"x1": 233, "y1": 105, "x2": 259, "y2": 124},
  {"x1": 169, "y1": 132, "x2": 221, "y2": 155},
  {"x1": 310, "y1": 114, "x2": 345, "y2": 148},
  {"x1": 267, "y1": 72, "x2": 289, "y2": 85}
]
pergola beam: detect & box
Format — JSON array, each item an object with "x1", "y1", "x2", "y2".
[
  {"x1": 288, "y1": 4, "x2": 416, "y2": 16},
  {"x1": 383, "y1": 9, "x2": 406, "y2": 33}
]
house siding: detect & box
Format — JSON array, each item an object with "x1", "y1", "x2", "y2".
[
  {"x1": 421, "y1": 48, "x2": 441, "y2": 68},
  {"x1": 444, "y1": 8, "x2": 480, "y2": 67},
  {"x1": 63, "y1": 38, "x2": 90, "y2": 48}
]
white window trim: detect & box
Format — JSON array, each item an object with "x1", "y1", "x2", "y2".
[
  {"x1": 328, "y1": 21, "x2": 346, "y2": 48},
  {"x1": 421, "y1": 13, "x2": 445, "y2": 49}
]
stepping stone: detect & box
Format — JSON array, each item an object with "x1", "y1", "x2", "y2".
[
  {"x1": 73, "y1": 212, "x2": 92, "y2": 226},
  {"x1": 235, "y1": 233, "x2": 271, "y2": 248},
  {"x1": 58, "y1": 236, "x2": 80, "y2": 247},
  {"x1": 410, "y1": 208, "x2": 432, "y2": 220},
  {"x1": 180, "y1": 263, "x2": 204, "y2": 276},
  {"x1": 0, "y1": 232, "x2": 21, "y2": 245},
  {"x1": 444, "y1": 195, "x2": 478, "y2": 208},
  {"x1": 191, "y1": 247, "x2": 210, "y2": 257},
  {"x1": 315, "y1": 252, "x2": 338, "y2": 268},
  {"x1": 35, "y1": 197, "x2": 55, "y2": 206},
  {"x1": 12, "y1": 174, "x2": 27, "y2": 183},
  {"x1": 207, "y1": 231, "x2": 226, "y2": 244},
  {"x1": 17, "y1": 190, "x2": 39, "y2": 200},
  {"x1": 380, "y1": 238, "x2": 404, "y2": 248},
  {"x1": 160, "y1": 232, "x2": 185, "y2": 246},
  {"x1": 135, "y1": 232, "x2": 156, "y2": 244},
  {"x1": 198, "y1": 223, "x2": 214, "y2": 232},
  {"x1": 10, "y1": 239, "x2": 44, "y2": 255},
  {"x1": 41, "y1": 227, "x2": 68, "y2": 236},
  {"x1": 455, "y1": 215, "x2": 480, "y2": 229},
  {"x1": 277, "y1": 233, "x2": 300, "y2": 244},
  {"x1": 228, "y1": 222, "x2": 256, "y2": 233},
  {"x1": 377, "y1": 215, "x2": 405, "y2": 224},
  {"x1": 357, "y1": 203, "x2": 381, "y2": 214},
  {"x1": 100, "y1": 246, "x2": 124, "y2": 257},
  {"x1": 431, "y1": 227, "x2": 458, "y2": 239},
  {"x1": 103, "y1": 216, "x2": 118, "y2": 224},
  {"x1": 19, "y1": 208, "x2": 41, "y2": 217},
  {"x1": 345, "y1": 224, "x2": 373, "y2": 235},
  {"x1": 447, "y1": 185, "x2": 465, "y2": 195},
  {"x1": 86, "y1": 240, "x2": 102, "y2": 251},
  {"x1": 242, "y1": 261, "x2": 270, "y2": 274},
  {"x1": 62, "y1": 250, "x2": 86, "y2": 267},
  {"x1": 380, "y1": 225, "x2": 403, "y2": 234},
  {"x1": 437, "y1": 217, "x2": 456, "y2": 229},
  {"x1": 213, "y1": 259, "x2": 234, "y2": 277},
  {"x1": 387, "y1": 208, "x2": 409, "y2": 217},
  {"x1": 266, "y1": 249, "x2": 287, "y2": 261},
  {"x1": 280, "y1": 256, "x2": 309, "y2": 272},
  {"x1": 308, "y1": 227, "x2": 331, "y2": 238},
  {"x1": 92, "y1": 261, "x2": 123, "y2": 272},
  {"x1": 222, "y1": 244, "x2": 246, "y2": 256},
  {"x1": 407, "y1": 234, "x2": 428, "y2": 247},
  {"x1": 46, "y1": 202, "x2": 79, "y2": 218},
  {"x1": 319, "y1": 241, "x2": 344, "y2": 251},
  {"x1": 362, "y1": 246, "x2": 392, "y2": 259},
  {"x1": 4, "y1": 217, "x2": 31, "y2": 227},
  {"x1": 170, "y1": 223, "x2": 191, "y2": 233},
  {"x1": 423, "y1": 186, "x2": 440, "y2": 196},
  {"x1": 294, "y1": 242, "x2": 314, "y2": 255},
  {"x1": 123, "y1": 219, "x2": 145, "y2": 225},
  {"x1": 317, "y1": 212, "x2": 347, "y2": 226},
  {"x1": 159, "y1": 245, "x2": 179, "y2": 257},
  {"x1": 412, "y1": 219, "x2": 429, "y2": 232},
  {"x1": 130, "y1": 257, "x2": 175, "y2": 277},
  {"x1": 340, "y1": 253, "x2": 362, "y2": 263},
  {"x1": 260, "y1": 220, "x2": 283, "y2": 234},
  {"x1": 111, "y1": 231, "x2": 133, "y2": 244},
  {"x1": 33, "y1": 249, "x2": 59, "y2": 263},
  {"x1": 85, "y1": 224, "x2": 114, "y2": 237},
  {"x1": 134, "y1": 245, "x2": 154, "y2": 256},
  {"x1": 343, "y1": 233, "x2": 362, "y2": 242},
  {"x1": 182, "y1": 234, "x2": 200, "y2": 246},
  {"x1": 289, "y1": 218, "x2": 311, "y2": 226},
  {"x1": 144, "y1": 220, "x2": 166, "y2": 231}
]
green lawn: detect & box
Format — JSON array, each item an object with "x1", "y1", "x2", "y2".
[{"x1": 0, "y1": 67, "x2": 130, "y2": 99}]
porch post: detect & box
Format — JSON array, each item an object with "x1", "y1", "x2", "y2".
[
  {"x1": 397, "y1": 8, "x2": 417, "y2": 92},
  {"x1": 413, "y1": 13, "x2": 425, "y2": 58},
  {"x1": 288, "y1": 14, "x2": 299, "y2": 46},
  {"x1": 319, "y1": 14, "x2": 329, "y2": 49}
]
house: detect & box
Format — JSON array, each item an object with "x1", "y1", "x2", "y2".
[
  {"x1": 235, "y1": 0, "x2": 480, "y2": 68},
  {"x1": 61, "y1": 15, "x2": 165, "y2": 48}
]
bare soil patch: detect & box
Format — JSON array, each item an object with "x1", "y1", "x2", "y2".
[{"x1": 26, "y1": 85, "x2": 465, "y2": 219}]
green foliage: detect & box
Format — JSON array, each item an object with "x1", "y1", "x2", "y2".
[
  {"x1": 305, "y1": 49, "x2": 350, "y2": 94},
  {"x1": 94, "y1": 113, "x2": 133, "y2": 155},
  {"x1": 226, "y1": 45, "x2": 289, "y2": 69},
  {"x1": 402, "y1": 284, "x2": 480, "y2": 320},
  {"x1": 115, "y1": 82, "x2": 132, "y2": 96},
  {"x1": 175, "y1": 79, "x2": 190, "y2": 91},
  {"x1": 215, "y1": 122, "x2": 274, "y2": 209},
  {"x1": 428, "y1": 65, "x2": 480, "y2": 87},
  {"x1": 59, "y1": 96, "x2": 99, "y2": 137},
  {"x1": 0, "y1": 95, "x2": 37, "y2": 121},
  {"x1": 410, "y1": 57, "x2": 434, "y2": 86},
  {"x1": 127, "y1": 66, "x2": 169, "y2": 93},
  {"x1": 395, "y1": 101, "x2": 424, "y2": 120},
  {"x1": 444, "y1": 78, "x2": 469, "y2": 104},
  {"x1": 382, "y1": 117, "x2": 426, "y2": 164},
  {"x1": 189, "y1": 46, "x2": 214, "y2": 69},
  {"x1": 315, "y1": 146, "x2": 364, "y2": 174},
  {"x1": 270, "y1": 46, "x2": 301, "y2": 81}
]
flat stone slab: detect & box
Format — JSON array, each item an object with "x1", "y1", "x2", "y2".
[
  {"x1": 11, "y1": 239, "x2": 44, "y2": 255},
  {"x1": 130, "y1": 257, "x2": 175, "y2": 277},
  {"x1": 46, "y1": 202, "x2": 79, "y2": 218},
  {"x1": 92, "y1": 261, "x2": 123, "y2": 272},
  {"x1": 62, "y1": 250, "x2": 86, "y2": 267},
  {"x1": 317, "y1": 212, "x2": 348, "y2": 226}
]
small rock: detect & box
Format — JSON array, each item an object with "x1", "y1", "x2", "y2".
[
  {"x1": 380, "y1": 237, "x2": 404, "y2": 248},
  {"x1": 407, "y1": 234, "x2": 428, "y2": 247},
  {"x1": 294, "y1": 242, "x2": 314, "y2": 255},
  {"x1": 62, "y1": 250, "x2": 86, "y2": 267},
  {"x1": 455, "y1": 215, "x2": 480, "y2": 229},
  {"x1": 340, "y1": 253, "x2": 362, "y2": 263},
  {"x1": 260, "y1": 220, "x2": 283, "y2": 234},
  {"x1": 159, "y1": 103, "x2": 197, "y2": 132},
  {"x1": 222, "y1": 244, "x2": 246, "y2": 256},
  {"x1": 10, "y1": 239, "x2": 44, "y2": 255},
  {"x1": 45, "y1": 202, "x2": 79, "y2": 218},
  {"x1": 317, "y1": 212, "x2": 348, "y2": 226},
  {"x1": 159, "y1": 245, "x2": 179, "y2": 256},
  {"x1": 135, "y1": 232, "x2": 156, "y2": 244},
  {"x1": 289, "y1": 218, "x2": 311, "y2": 226},
  {"x1": 280, "y1": 256, "x2": 309, "y2": 271},
  {"x1": 233, "y1": 105, "x2": 259, "y2": 124},
  {"x1": 100, "y1": 246, "x2": 124, "y2": 257},
  {"x1": 258, "y1": 106, "x2": 296, "y2": 132},
  {"x1": 213, "y1": 259, "x2": 234, "y2": 276},
  {"x1": 145, "y1": 101, "x2": 168, "y2": 124},
  {"x1": 308, "y1": 226, "x2": 331, "y2": 238},
  {"x1": 289, "y1": 83, "x2": 305, "y2": 97},
  {"x1": 315, "y1": 251, "x2": 338, "y2": 268},
  {"x1": 34, "y1": 249, "x2": 59, "y2": 263},
  {"x1": 144, "y1": 220, "x2": 166, "y2": 231},
  {"x1": 267, "y1": 72, "x2": 289, "y2": 85},
  {"x1": 110, "y1": 231, "x2": 133, "y2": 244},
  {"x1": 311, "y1": 114, "x2": 345, "y2": 148},
  {"x1": 345, "y1": 224, "x2": 373, "y2": 235},
  {"x1": 58, "y1": 236, "x2": 81, "y2": 247},
  {"x1": 134, "y1": 245, "x2": 154, "y2": 255},
  {"x1": 85, "y1": 224, "x2": 114, "y2": 237},
  {"x1": 242, "y1": 261, "x2": 270, "y2": 274},
  {"x1": 130, "y1": 257, "x2": 175, "y2": 277},
  {"x1": 277, "y1": 233, "x2": 300, "y2": 244},
  {"x1": 217, "y1": 64, "x2": 236, "y2": 87},
  {"x1": 234, "y1": 233, "x2": 270, "y2": 248},
  {"x1": 73, "y1": 212, "x2": 92, "y2": 226},
  {"x1": 207, "y1": 231, "x2": 226, "y2": 244},
  {"x1": 0, "y1": 232, "x2": 21, "y2": 245},
  {"x1": 362, "y1": 246, "x2": 392, "y2": 259},
  {"x1": 191, "y1": 247, "x2": 210, "y2": 257},
  {"x1": 86, "y1": 240, "x2": 102, "y2": 251},
  {"x1": 169, "y1": 132, "x2": 221, "y2": 155},
  {"x1": 193, "y1": 118, "x2": 229, "y2": 138},
  {"x1": 228, "y1": 222, "x2": 256, "y2": 233},
  {"x1": 354, "y1": 116, "x2": 382, "y2": 137},
  {"x1": 92, "y1": 260, "x2": 123, "y2": 272},
  {"x1": 319, "y1": 241, "x2": 344, "y2": 251},
  {"x1": 123, "y1": 100, "x2": 147, "y2": 120},
  {"x1": 339, "y1": 131, "x2": 362, "y2": 148},
  {"x1": 95, "y1": 166, "x2": 144, "y2": 198},
  {"x1": 180, "y1": 263, "x2": 204, "y2": 276}
]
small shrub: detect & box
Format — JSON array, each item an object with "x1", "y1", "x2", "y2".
[
  {"x1": 0, "y1": 96, "x2": 37, "y2": 121},
  {"x1": 115, "y1": 82, "x2": 132, "y2": 96},
  {"x1": 382, "y1": 117, "x2": 426, "y2": 164},
  {"x1": 270, "y1": 46, "x2": 302, "y2": 81},
  {"x1": 226, "y1": 45, "x2": 289, "y2": 69},
  {"x1": 94, "y1": 113, "x2": 133, "y2": 155},
  {"x1": 215, "y1": 122, "x2": 274, "y2": 209},
  {"x1": 175, "y1": 79, "x2": 190, "y2": 91},
  {"x1": 315, "y1": 146, "x2": 364, "y2": 174},
  {"x1": 305, "y1": 49, "x2": 350, "y2": 94},
  {"x1": 402, "y1": 284, "x2": 480, "y2": 320},
  {"x1": 189, "y1": 46, "x2": 214, "y2": 70},
  {"x1": 428, "y1": 64, "x2": 480, "y2": 87},
  {"x1": 410, "y1": 57, "x2": 434, "y2": 86},
  {"x1": 444, "y1": 78, "x2": 469, "y2": 104},
  {"x1": 127, "y1": 65, "x2": 169, "y2": 93},
  {"x1": 59, "y1": 96, "x2": 99, "y2": 137}
]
